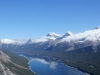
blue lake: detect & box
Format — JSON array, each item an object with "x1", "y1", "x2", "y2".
[{"x1": 18, "y1": 53, "x2": 86, "y2": 75}]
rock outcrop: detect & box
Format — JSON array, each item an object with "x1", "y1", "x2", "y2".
[{"x1": 0, "y1": 50, "x2": 16, "y2": 75}]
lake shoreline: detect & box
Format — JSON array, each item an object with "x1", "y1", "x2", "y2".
[
  {"x1": 19, "y1": 54, "x2": 38, "y2": 75},
  {"x1": 19, "y1": 52, "x2": 91, "y2": 75},
  {"x1": 60, "y1": 60, "x2": 91, "y2": 75}
]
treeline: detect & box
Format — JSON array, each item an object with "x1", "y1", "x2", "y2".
[
  {"x1": 25, "y1": 46, "x2": 100, "y2": 75},
  {"x1": 2, "y1": 45, "x2": 100, "y2": 75}
]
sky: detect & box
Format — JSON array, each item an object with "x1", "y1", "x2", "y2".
[{"x1": 0, "y1": 0, "x2": 100, "y2": 39}]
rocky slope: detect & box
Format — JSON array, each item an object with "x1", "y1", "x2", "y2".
[{"x1": 0, "y1": 50, "x2": 16, "y2": 75}]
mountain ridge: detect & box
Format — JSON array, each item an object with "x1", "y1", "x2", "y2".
[
  {"x1": 0, "y1": 28, "x2": 100, "y2": 75},
  {"x1": 0, "y1": 28, "x2": 100, "y2": 52}
]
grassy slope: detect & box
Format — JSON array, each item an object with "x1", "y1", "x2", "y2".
[{"x1": 2, "y1": 50, "x2": 37, "y2": 75}]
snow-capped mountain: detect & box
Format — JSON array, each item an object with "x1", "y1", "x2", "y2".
[
  {"x1": 24, "y1": 28, "x2": 100, "y2": 52},
  {"x1": 51, "y1": 28, "x2": 100, "y2": 51},
  {"x1": 60, "y1": 28, "x2": 100, "y2": 43},
  {"x1": 26, "y1": 38, "x2": 34, "y2": 44},
  {"x1": 46, "y1": 32, "x2": 61, "y2": 38},
  {"x1": 63, "y1": 31, "x2": 73, "y2": 37},
  {"x1": 0, "y1": 39, "x2": 25, "y2": 49},
  {"x1": 0, "y1": 39, "x2": 15, "y2": 44},
  {"x1": 0, "y1": 27, "x2": 100, "y2": 52},
  {"x1": 57, "y1": 31, "x2": 73, "y2": 40},
  {"x1": 26, "y1": 32, "x2": 61, "y2": 44},
  {"x1": 0, "y1": 39, "x2": 25, "y2": 45}
]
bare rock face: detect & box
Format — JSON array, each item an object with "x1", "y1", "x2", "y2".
[
  {"x1": 0, "y1": 51, "x2": 10, "y2": 63},
  {"x1": 0, "y1": 61, "x2": 16, "y2": 75},
  {"x1": 0, "y1": 50, "x2": 16, "y2": 75}
]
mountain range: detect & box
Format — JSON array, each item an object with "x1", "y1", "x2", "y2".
[
  {"x1": 0, "y1": 27, "x2": 100, "y2": 52},
  {"x1": 1, "y1": 27, "x2": 100, "y2": 75}
]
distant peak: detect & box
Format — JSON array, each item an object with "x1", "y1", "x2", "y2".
[
  {"x1": 65, "y1": 31, "x2": 73, "y2": 36},
  {"x1": 29, "y1": 38, "x2": 34, "y2": 41},
  {"x1": 60, "y1": 31, "x2": 73, "y2": 39},
  {"x1": 26, "y1": 38, "x2": 34, "y2": 44},
  {"x1": 67, "y1": 31, "x2": 73, "y2": 34},
  {"x1": 1, "y1": 38, "x2": 13, "y2": 41},
  {"x1": 47, "y1": 32, "x2": 60, "y2": 37},
  {"x1": 95, "y1": 27, "x2": 100, "y2": 29},
  {"x1": 47, "y1": 32, "x2": 57, "y2": 36},
  {"x1": 28, "y1": 38, "x2": 35, "y2": 42},
  {"x1": 0, "y1": 38, "x2": 15, "y2": 44}
]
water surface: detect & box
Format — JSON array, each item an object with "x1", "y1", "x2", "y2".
[{"x1": 19, "y1": 53, "x2": 86, "y2": 75}]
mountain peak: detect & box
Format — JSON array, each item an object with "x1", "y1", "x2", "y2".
[
  {"x1": 67, "y1": 31, "x2": 73, "y2": 35},
  {"x1": 95, "y1": 27, "x2": 100, "y2": 29},
  {"x1": 26, "y1": 38, "x2": 34, "y2": 44},
  {"x1": 64, "y1": 31, "x2": 73, "y2": 37},
  {"x1": 29, "y1": 38, "x2": 34, "y2": 41},
  {"x1": 0, "y1": 39, "x2": 15, "y2": 44},
  {"x1": 47, "y1": 32, "x2": 60, "y2": 38}
]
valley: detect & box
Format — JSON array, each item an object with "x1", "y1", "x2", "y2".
[
  {"x1": 0, "y1": 28, "x2": 100, "y2": 75},
  {"x1": 19, "y1": 45, "x2": 100, "y2": 75},
  {"x1": 1, "y1": 0, "x2": 100, "y2": 75}
]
